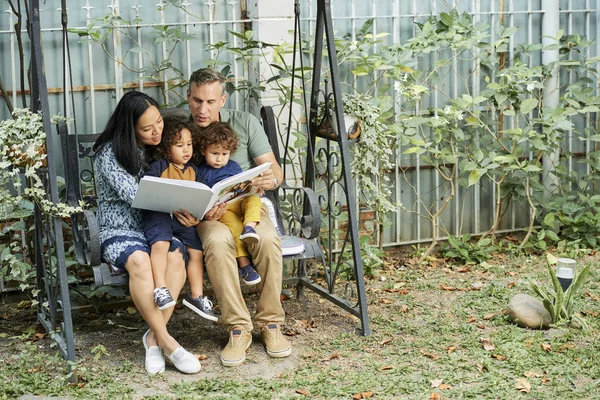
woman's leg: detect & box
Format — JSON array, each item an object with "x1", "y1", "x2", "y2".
[{"x1": 125, "y1": 250, "x2": 180, "y2": 354}]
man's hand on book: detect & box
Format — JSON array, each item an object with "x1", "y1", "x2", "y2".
[
  {"x1": 251, "y1": 169, "x2": 277, "y2": 191},
  {"x1": 203, "y1": 203, "x2": 227, "y2": 221},
  {"x1": 173, "y1": 209, "x2": 200, "y2": 227}
]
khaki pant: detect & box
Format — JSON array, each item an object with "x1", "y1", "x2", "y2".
[
  {"x1": 196, "y1": 205, "x2": 284, "y2": 331},
  {"x1": 219, "y1": 195, "x2": 263, "y2": 258}
]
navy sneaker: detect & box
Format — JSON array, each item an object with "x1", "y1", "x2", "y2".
[
  {"x1": 153, "y1": 287, "x2": 176, "y2": 310},
  {"x1": 239, "y1": 264, "x2": 261, "y2": 285},
  {"x1": 239, "y1": 225, "x2": 260, "y2": 244},
  {"x1": 182, "y1": 293, "x2": 219, "y2": 322}
]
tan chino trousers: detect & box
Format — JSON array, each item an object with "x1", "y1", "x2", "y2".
[{"x1": 196, "y1": 205, "x2": 284, "y2": 331}]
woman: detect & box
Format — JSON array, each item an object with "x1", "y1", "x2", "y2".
[{"x1": 93, "y1": 91, "x2": 201, "y2": 375}]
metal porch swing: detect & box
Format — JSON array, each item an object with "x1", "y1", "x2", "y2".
[{"x1": 29, "y1": 0, "x2": 370, "y2": 376}]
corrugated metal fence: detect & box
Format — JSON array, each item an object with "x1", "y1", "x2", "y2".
[{"x1": 0, "y1": 0, "x2": 598, "y2": 252}]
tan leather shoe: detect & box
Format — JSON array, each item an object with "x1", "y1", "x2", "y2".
[
  {"x1": 220, "y1": 327, "x2": 252, "y2": 366},
  {"x1": 260, "y1": 323, "x2": 291, "y2": 358}
]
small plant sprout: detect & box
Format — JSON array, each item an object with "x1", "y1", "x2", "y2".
[{"x1": 529, "y1": 253, "x2": 591, "y2": 328}]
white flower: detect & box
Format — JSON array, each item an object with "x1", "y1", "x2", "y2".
[
  {"x1": 394, "y1": 81, "x2": 402, "y2": 93},
  {"x1": 527, "y1": 83, "x2": 535, "y2": 92}
]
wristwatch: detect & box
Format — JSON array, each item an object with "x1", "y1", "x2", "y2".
[{"x1": 273, "y1": 177, "x2": 278, "y2": 189}]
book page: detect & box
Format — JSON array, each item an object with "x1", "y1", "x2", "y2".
[
  {"x1": 212, "y1": 162, "x2": 271, "y2": 206},
  {"x1": 132, "y1": 176, "x2": 216, "y2": 219}
]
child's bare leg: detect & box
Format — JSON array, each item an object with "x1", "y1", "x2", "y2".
[
  {"x1": 182, "y1": 247, "x2": 218, "y2": 321},
  {"x1": 186, "y1": 248, "x2": 204, "y2": 298},
  {"x1": 150, "y1": 241, "x2": 176, "y2": 310},
  {"x1": 150, "y1": 241, "x2": 170, "y2": 288}
]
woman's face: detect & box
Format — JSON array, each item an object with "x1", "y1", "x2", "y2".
[{"x1": 135, "y1": 106, "x2": 164, "y2": 147}]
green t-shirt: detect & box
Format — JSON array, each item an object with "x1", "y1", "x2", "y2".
[{"x1": 219, "y1": 109, "x2": 273, "y2": 171}]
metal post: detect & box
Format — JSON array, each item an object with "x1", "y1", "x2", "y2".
[
  {"x1": 541, "y1": 0, "x2": 560, "y2": 197},
  {"x1": 29, "y1": 0, "x2": 76, "y2": 378},
  {"x1": 304, "y1": 0, "x2": 370, "y2": 336}
]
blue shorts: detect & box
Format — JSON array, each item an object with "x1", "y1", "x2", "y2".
[
  {"x1": 144, "y1": 212, "x2": 203, "y2": 252},
  {"x1": 100, "y1": 229, "x2": 188, "y2": 272}
]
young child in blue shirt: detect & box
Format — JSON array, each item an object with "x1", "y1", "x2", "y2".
[
  {"x1": 197, "y1": 122, "x2": 262, "y2": 285},
  {"x1": 143, "y1": 116, "x2": 217, "y2": 321}
]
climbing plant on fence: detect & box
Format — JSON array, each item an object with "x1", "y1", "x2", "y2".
[{"x1": 5, "y1": 6, "x2": 600, "y2": 293}]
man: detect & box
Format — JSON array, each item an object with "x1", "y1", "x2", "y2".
[{"x1": 187, "y1": 68, "x2": 290, "y2": 367}]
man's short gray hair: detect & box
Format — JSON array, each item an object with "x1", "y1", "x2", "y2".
[{"x1": 189, "y1": 68, "x2": 226, "y2": 94}]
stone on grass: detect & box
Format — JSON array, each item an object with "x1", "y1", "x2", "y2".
[{"x1": 508, "y1": 293, "x2": 552, "y2": 329}]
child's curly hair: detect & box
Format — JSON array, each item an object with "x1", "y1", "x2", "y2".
[
  {"x1": 149, "y1": 116, "x2": 199, "y2": 162},
  {"x1": 197, "y1": 122, "x2": 238, "y2": 154}
]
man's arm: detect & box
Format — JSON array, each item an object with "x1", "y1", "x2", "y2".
[{"x1": 252, "y1": 152, "x2": 283, "y2": 190}]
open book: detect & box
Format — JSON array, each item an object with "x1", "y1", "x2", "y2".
[{"x1": 132, "y1": 162, "x2": 271, "y2": 219}]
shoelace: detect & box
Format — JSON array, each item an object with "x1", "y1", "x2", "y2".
[
  {"x1": 201, "y1": 297, "x2": 213, "y2": 310},
  {"x1": 155, "y1": 288, "x2": 171, "y2": 302}
]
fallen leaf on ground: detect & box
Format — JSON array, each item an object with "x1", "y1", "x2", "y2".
[
  {"x1": 507, "y1": 282, "x2": 516, "y2": 289},
  {"x1": 456, "y1": 267, "x2": 470, "y2": 273},
  {"x1": 400, "y1": 304, "x2": 409, "y2": 313},
  {"x1": 421, "y1": 350, "x2": 439, "y2": 360},
  {"x1": 541, "y1": 343, "x2": 552, "y2": 352},
  {"x1": 296, "y1": 388, "x2": 310, "y2": 396},
  {"x1": 28, "y1": 366, "x2": 42, "y2": 373},
  {"x1": 480, "y1": 337, "x2": 495, "y2": 351},
  {"x1": 379, "y1": 298, "x2": 393, "y2": 304},
  {"x1": 524, "y1": 371, "x2": 543, "y2": 378},
  {"x1": 378, "y1": 365, "x2": 393, "y2": 371},
  {"x1": 440, "y1": 284, "x2": 457, "y2": 291},
  {"x1": 429, "y1": 393, "x2": 442, "y2": 400},
  {"x1": 506, "y1": 271, "x2": 517, "y2": 276},
  {"x1": 492, "y1": 354, "x2": 507, "y2": 360},
  {"x1": 431, "y1": 379, "x2": 443, "y2": 388},
  {"x1": 126, "y1": 307, "x2": 137, "y2": 315},
  {"x1": 322, "y1": 353, "x2": 340, "y2": 362},
  {"x1": 31, "y1": 332, "x2": 46, "y2": 341},
  {"x1": 584, "y1": 292, "x2": 600, "y2": 301},
  {"x1": 352, "y1": 392, "x2": 374, "y2": 399},
  {"x1": 515, "y1": 378, "x2": 531, "y2": 393},
  {"x1": 466, "y1": 316, "x2": 477, "y2": 324},
  {"x1": 439, "y1": 383, "x2": 452, "y2": 390},
  {"x1": 116, "y1": 324, "x2": 137, "y2": 330},
  {"x1": 559, "y1": 343, "x2": 575, "y2": 350},
  {"x1": 483, "y1": 313, "x2": 496, "y2": 320},
  {"x1": 198, "y1": 354, "x2": 208, "y2": 360},
  {"x1": 380, "y1": 338, "x2": 393, "y2": 345},
  {"x1": 476, "y1": 324, "x2": 486, "y2": 330},
  {"x1": 447, "y1": 345, "x2": 457, "y2": 353}
]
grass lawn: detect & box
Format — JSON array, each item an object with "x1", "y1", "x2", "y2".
[{"x1": 1, "y1": 249, "x2": 599, "y2": 399}]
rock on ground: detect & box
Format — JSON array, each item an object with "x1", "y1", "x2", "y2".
[{"x1": 508, "y1": 293, "x2": 552, "y2": 329}]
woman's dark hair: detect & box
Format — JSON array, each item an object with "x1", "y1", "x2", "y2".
[
  {"x1": 93, "y1": 91, "x2": 160, "y2": 175},
  {"x1": 197, "y1": 122, "x2": 238, "y2": 154},
  {"x1": 149, "y1": 116, "x2": 199, "y2": 162}
]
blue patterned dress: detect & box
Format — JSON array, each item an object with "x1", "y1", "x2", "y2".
[{"x1": 94, "y1": 142, "x2": 185, "y2": 270}]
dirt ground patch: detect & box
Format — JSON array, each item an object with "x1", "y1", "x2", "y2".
[{"x1": 1, "y1": 287, "x2": 361, "y2": 396}]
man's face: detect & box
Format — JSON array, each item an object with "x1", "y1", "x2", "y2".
[{"x1": 187, "y1": 81, "x2": 226, "y2": 128}]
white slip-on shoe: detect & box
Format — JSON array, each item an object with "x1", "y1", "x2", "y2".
[
  {"x1": 168, "y1": 347, "x2": 201, "y2": 374},
  {"x1": 142, "y1": 329, "x2": 165, "y2": 375}
]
